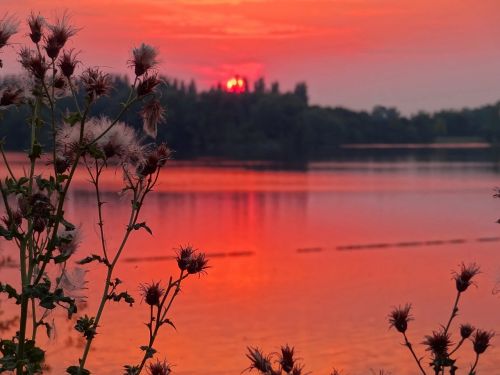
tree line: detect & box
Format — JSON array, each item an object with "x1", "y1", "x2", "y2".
[{"x1": 2, "y1": 75, "x2": 500, "y2": 160}]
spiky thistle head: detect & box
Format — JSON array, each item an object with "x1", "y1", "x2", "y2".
[
  {"x1": 453, "y1": 262, "x2": 480, "y2": 292},
  {"x1": 388, "y1": 304, "x2": 412, "y2": 333},
  {"x1": 472, "y1": 329, "x2": 494, "y2": 354},
  {"x1": 44, "y1": 13, "x2": 77, "y2": 59},
  {"x1": 0, "y1": 14, "x2": 18, "y2": 49},
  {"x1": 140, "y1": 282, "x2": 164, "y2": 306},
  {"x1": 58, "y1": 49, "x2": 79, "y2": 78},
  {"x1": 423, "y1": 330, "x2": 452, "y2": 359},
  {"x1": 279, "y1": 345, "x2": 295, "y2": 373},
  {"x1": 137, "y1": 73, "x2": 161, "y2": 97},
  {"x1": 81, "y1": 67, "x2": 113, "y2": 101},
  {"x1": 147, "y1": 359, "x2": 172, "y2": 375},
  {"x1": 19, "y1": 47, "x2": 48, "y2": 80},
  {"x1": 246, "y1": 347, "x2": 273, "y2": 374},
  {"x1": 130, "y1": 43, "x2": 158, "y2": 76},
  {"x1": 140, "y1": 98, "x2": 165, "y2": 138},
  {"x1": 460, "y1": 323, "x2": 475, "y2": 339},
  {"x1": 27, "y1": 13, "x2": 44, "y2": 44}
]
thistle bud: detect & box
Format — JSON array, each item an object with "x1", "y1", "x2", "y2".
[
  {"x1": 140, "y1": 99, "x2": 165, "y2": 138},
  {"x1": 137, "y1": 73, "x2": 161, "y2": 97},
  {"x1": 140, "y1": 282, "x2": 164, "y2": 306},
  {"x1": 453, "y1": 262, "x2": 480, "y2": 292},
  {"x1": 58, "y1": 49, "x2": 79, "y2": 78},
  {"x1": 147, "y1": 360, "x2": 171, "y2": 375},
  {"x1": 460, "y1": 323, "x2": 474, "y2": 339},
  {"x1": 176, "y1": 246, "x2": 195, "y2": 271},
  {"x1": 55, "y1": 156, "x2": 71, "y2": 174},
  {"x1": 156, "y1": 143, "x2": 171, "y2": 167},
  {"x1": 472, "y1": 330, "x2": 494, "y2": 354},
  {"x1": 0, "y1": 14, "x2": 18, "y2": 49},
  {"x1": 246, "y1": 347, "x2": 273, "y2": 374},
  {"x1": 130, "y1": 43, "x2": 158, "y2": 77},
  {"x1": 19, "y1": 47, "x2": 48, "y2": 80},
  {"x1": 388, "y1": 304, "x2": 412, "y2": 333},
  {"x1": 44, "y1": 14, "x2": 77, "y2": 59},
  {"x1": 422, "y1": 330, "x2": 452, "y2": 359},
  {"x1": 81, "y1": 68, "x2": 112, "y2": 101},
  {"x1": 33, "y1": 217, "x2": 47, "y2": 232},
  {"x1": 187, "y1": 253, "x2": 209, "y2": 275},
  {"x1": 279, "y1": 345, "x2": 295, "y2": 373},
  {"x1": 137, "y1": 152, "x2": 159, "y2": 177},
  {"x1": 27, "y1": 13, "x2": 44, "y2": 44}
]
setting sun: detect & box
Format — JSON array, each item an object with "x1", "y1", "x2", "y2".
[{"x1": 226, "y1": 76, "x2": 247, "y2": 93}]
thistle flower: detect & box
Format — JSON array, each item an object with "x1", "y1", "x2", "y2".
[
  {"x1": 60, "y1": 267, "x2": 87, "y2": 303},
  {"x1": 136, "y1": 151, "x2": 159, "y2": 177},
  {"x1": 58, "y1": 227, "x2": 81, "y2": 257},
  {"x1": 0, "y1": 87, "x2": 24, "y2": 107},
  {"x1": 140, "y1": 282, "x2": 164, "y2": 306},
  {"x1": 130, "y1": 43, "x2": 158, "y2": 76},
  {"x1": 147, "y1": 360, "x2": 172, "y2": 375},
  {"x1": 33, "y1": 217, "x2": 47, "y2": 233},
  {"x1": 472, "y1": 330, "x2": 494, "y2": 354},
  {"x1": 156, "y1": 143, "x2": 171, "y2": 167},
  {"x1": 423, "y1": 330, "x2": 452, "y2": 358},
  {"x1": 453, "y1": 262, "x2": 480, "y2": 292},
  {"x1": 175, "y1": 246, "x2": 209, "y2": 275},
  {"x1": 246, "y1": 347, "x2": 273, "y2": 373},
  {"x1": 388, "y1": 304, "x2": 412, "y2": 333},
  {"x1": 53, "y1": 75, "x2": 70, "y2": 98},
  {"x1": 19, "y1": 47, "x2": 48, "y2": 80},
  {"x1": 140, "y1": 98, "x2": 165, "y2": 138},
  {"x1": 44, "y1": 13, "x2": 77, "y2": 59},
  {"x1": 30, "y1": 192, "x2": 54, "y2": 218},
  {"x1": 279, "y1": 345, "x2": 295, "y2": 373},
  {"x1": 58, "y1": 49, "x2": 79, "y2": 78},
  {"x1": 460, "y1": 323, "x2": 474, "y2": 339},
  {"x1": 56, "y1": 117, "x2": 143, "y2": 165},
  {"x1": 137, "y1": 73, "x2": 161, "y2": 97},
  {"x1": 81, "y1": 68, "x2": 112, "y2": 101},
  {"x1": 186, "y1": 252, "x2": 209, "y2": 275},
  {"x1": 176, "y1": 245, "x2": 195, "y2": 271},
  {"x1": 55, "y1": 154, "x2": 71, "y2": 173},
  {"x1": 0, "y1": 14, "x2": 19, "y2": 49},
  {"x1": 27, "y1": 13, "x2": 44, "y2": 44}
]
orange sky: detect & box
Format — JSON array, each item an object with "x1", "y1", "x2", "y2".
[{"x1": 2, "y1": 0, "x2": 500, "y2": 113}]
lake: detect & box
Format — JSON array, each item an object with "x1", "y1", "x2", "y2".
[{"x1": 1, "y1": 147, "x2": 500, "y2": 374}]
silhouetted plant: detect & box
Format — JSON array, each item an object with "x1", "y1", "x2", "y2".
[
  {"x1": 245, "y1": 345, "x2": 306, "y2": 375},
  {"x1": 388, "y1": 263, "x2": 494, "y2": 375},
  {"x1": 0, "y1": 12, "x2": 207, "y2": 374}
]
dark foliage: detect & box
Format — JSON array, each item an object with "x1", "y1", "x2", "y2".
[{"x1": 2, "y1": 76, "x2": 500, "y2": 161}]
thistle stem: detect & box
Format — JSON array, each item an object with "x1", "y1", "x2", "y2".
[
  {"x1": 470, "y1": 353, "x2": 480, "y2": 374},
  {"x1": 403, "y1": 332, "x2": 427, "y2": 375},
  {"x1": 77, "y1": 174, "x2": 155, "y2": 374},
  {"x1": 444, "y1": 291, "x2": 461, "y2": 335}
]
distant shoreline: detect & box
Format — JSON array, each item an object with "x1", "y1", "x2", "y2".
[{"x1": 340, "y1": 142, "x2": 491, "y2": 150}]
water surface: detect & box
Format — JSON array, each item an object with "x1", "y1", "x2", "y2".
[{"x1": 1, "y1": 152, "x2": 500, "y2": 374}]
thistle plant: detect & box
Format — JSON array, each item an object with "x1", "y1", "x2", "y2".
[
  {"x1": 0, "y1": 12, "x2": 206, "y2": 375},
  {"x1": 245, "y1": 345, "x2": 306, "y2": 375},
  {"x1": 388, "y1": 263, "x2": 494, "y2": 375}
]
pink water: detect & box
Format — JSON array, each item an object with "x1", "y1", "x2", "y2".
[{"x1": 1, "y1": 158, "x2": 500, "y2": 374}]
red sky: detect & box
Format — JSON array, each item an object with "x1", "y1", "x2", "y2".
[{"x1": 2, "y1": 0, "x2": 500, "y2": 114}]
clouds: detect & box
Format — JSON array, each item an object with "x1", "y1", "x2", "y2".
[{"x1": 2, "y1": 0, "x2": 500, "y2": 112}]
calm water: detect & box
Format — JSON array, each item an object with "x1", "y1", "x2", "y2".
[{"x1": 1, "y1": 150, "x2": 500, "y2": 374}]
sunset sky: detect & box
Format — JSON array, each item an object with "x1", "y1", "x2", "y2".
[{"x1": 2, "y1": 0, "x2": 500, "y2": 114}]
